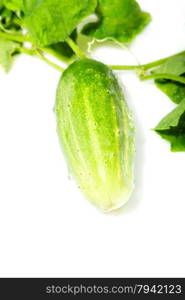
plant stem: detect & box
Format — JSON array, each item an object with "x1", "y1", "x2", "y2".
[
  {"x1": 66, "y1": 37, "x2": 86, "y2": 59},
  {"x1": 0, "y1": 28, "x2": 67, "y2": 71},
  {"x1": 140, "y1": 73, "x2": 185, "y2": 84},
  {"x1": 0, "y1": 30, "x2": 65, "y2": 72},
  {"x1": 35, "y1": 50, "x2": 64, "y2": 72},
  {"x1": 109, "y1": 50, "x2": 185, "y2": 71},
  {"x1": 140, "y1": 50, "x2": 185, "y2": 70},
  {"x1": 19, "y1": 47, "x2": 36, "y2": 56},
  {"x1": 0, "y1": 31, "x2": 29, "y2": 43},
  {"x1": 109, "y1": 65, "x2": 141, "y2": 71},
  {"x1": 19, "y1": 47, "x2": 64, "y2": 72}
]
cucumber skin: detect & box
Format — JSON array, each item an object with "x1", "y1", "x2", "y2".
[{"x1": 55, "y1": 59, "x2": 135, "y2": 211}]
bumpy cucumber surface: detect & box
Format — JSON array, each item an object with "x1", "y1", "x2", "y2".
[{"x1": 55, "y1": 59, "x2": 135, "y2": 211}]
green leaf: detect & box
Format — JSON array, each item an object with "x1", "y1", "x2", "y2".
[
  {"x1": 23, "y1": 0, "x2": 97, "y2": 47},
  {"x1": 49, "y1": 42, "x2": 74, "y2": 60},
  {"x1": 82, "y1": 0, "x2": 151, "y2": 43},
  {"x1": 0, "y1": 36, "x2": 20, "y2": 71},
  {"x1": 155, "y1": 79, "x2": 185, "y2": 104},
  {"x1": 3, "y1": 0, "x2": 23, "y2": 11},
  {"x1": 154, "y1": 99, "x2": 185, "y2": 151},
  {"x1": 153, "y1": 54, "x2": 185, "y2": 104},
  {"x1": 46, "y1": 30, "x2": 77, "y2": 62},
  {"x1": 153, "y1": 54, "x2": 185, "y2": 76},
  {"x1": 0, "y1": 4, "x2": 23, "y2": 31}
]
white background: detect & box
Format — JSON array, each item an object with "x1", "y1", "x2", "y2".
[{"x1": 0, "y1": 0, "x2": 185, "y2": 277}]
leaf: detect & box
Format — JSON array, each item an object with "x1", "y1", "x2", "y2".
[
  {"x1": 23, "y1": 0, "x2": 97, "y2": 47},
  {"x1": 0, "y1": 4, "x2": 22, "y2": 31},
  {"x1": 154, "y1": 98, "x2": 185, "y2": 151},
  {"x1": 3, "y1": 0, "x2": 23, "y2": 11},
  {"x1": 153, "y1": 54, "x2": 185, "y2": 104},
  {"x1": 82, "y1": 0, "x2": 151, "y2": 43},
  {"x1": 155, "y1": 79, "x2": 185, "y2": 104},
  {"x1": 0, "y1": 36, "x2": 20, "y2": 71},
  {"x1": 153, "y1": 54, "x2": 185, "y2": 76},
  {"x1": 46, "y1": 30, "x2": 77, "y2": 62}
]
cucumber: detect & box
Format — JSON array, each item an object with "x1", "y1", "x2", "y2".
[{"x1": 55, "y1": 59, "x2": 135, "y2": 211}]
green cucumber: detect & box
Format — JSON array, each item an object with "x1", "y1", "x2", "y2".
[{"x1": 55, "y1": 59, "x2": 135, "y2": 211}]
